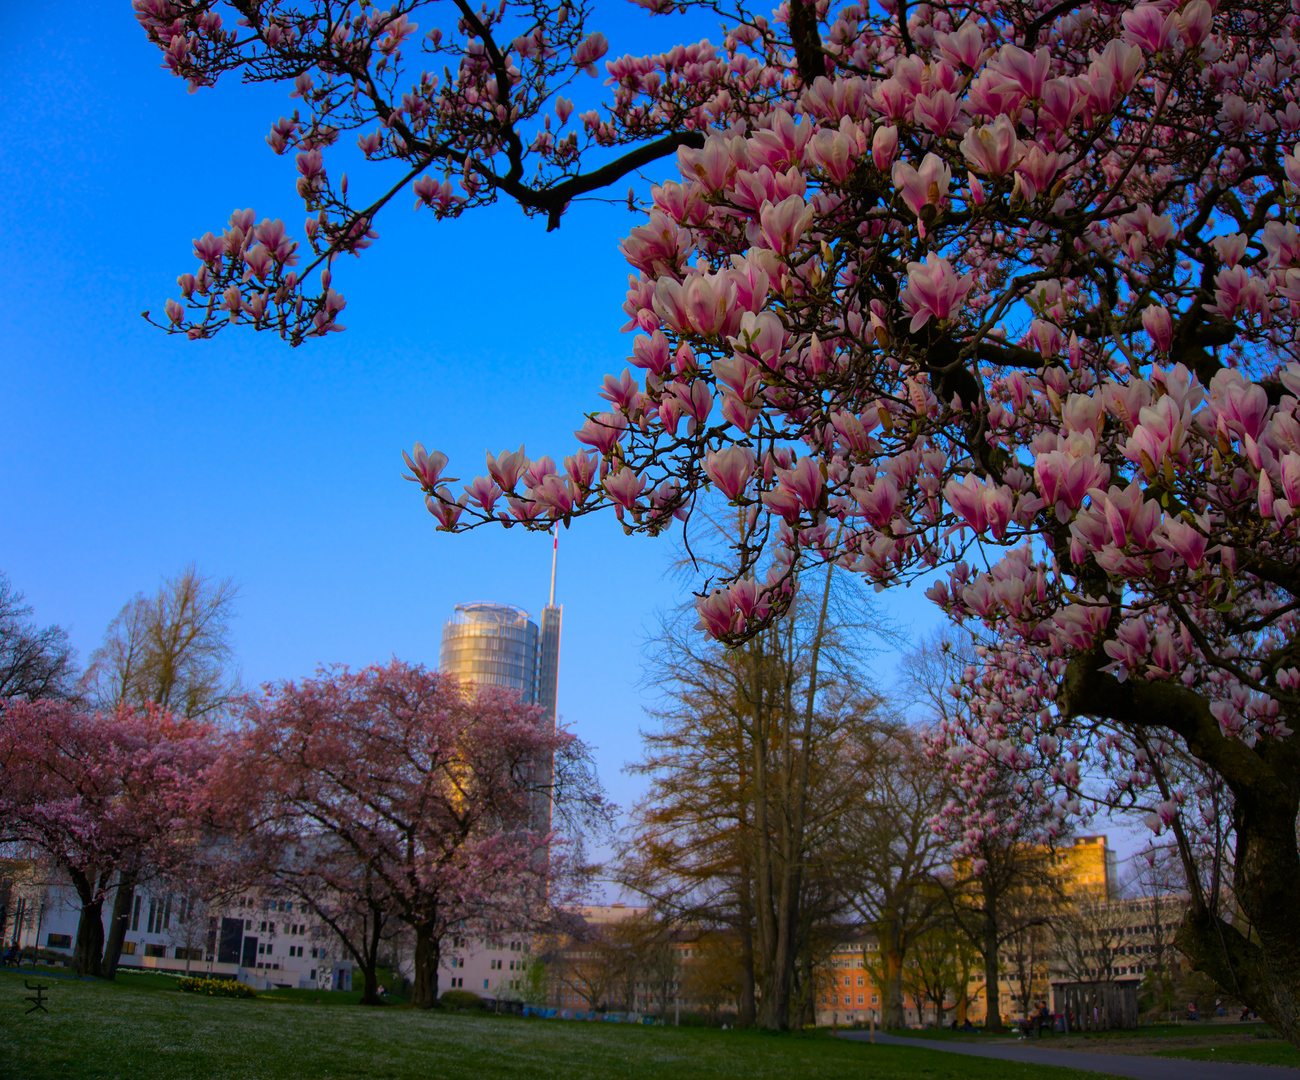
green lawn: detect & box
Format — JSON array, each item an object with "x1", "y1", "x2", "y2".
[
  {"x1": 1153, "y1": 1040, "x2": 1300, "y2": 1067},
  {"x1": 0, "y1": 970, "x2": 1124, "y2": 1080}
]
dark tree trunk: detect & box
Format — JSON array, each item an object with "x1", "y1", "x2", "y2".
[
  {"x1": 880, "y1": 919, "x2": 906, "y2": 1029},
  {"x1": 69, "y1": 868, "x2": 106, "y2": 978},
  {"x1": 102, "y1": 873, "x2": 136, "y2": 981},
  {"x1": 982, "y1": 915, "x2": 1004, "y2": 1033},
  {"x1": 738, "y1": 923, "x2": 756, "y2": 1027},
  {"x1": 411, "y1": 921, "x2": 441, "y2": 1009}
]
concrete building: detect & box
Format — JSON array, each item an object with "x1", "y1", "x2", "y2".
[{"x1": 0, "y1": 869, "x2": 352, "y2": 991}]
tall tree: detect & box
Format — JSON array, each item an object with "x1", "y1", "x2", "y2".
[
  {"x1": 622, "y1": 556, "x2": 881, "y2": 1029},
  {"x1": 226, "y1": 660, "x2": 606, "y2": 1008},
  {"x1": 942, "y1": 804, "x2": 1068, "y2": 1033},
  {"x1": 83, "y1": 564, "x2": 239, "y2": 718},
  {"x1": 836, "y1": 724, "x2": 951, "y2": 1030},
  {"x1": 146, "y1": 0, "x2": 1300, "y2": 1043},
  {"x1": 0, "y1": 573, "x2": 77, "y2": 702}
]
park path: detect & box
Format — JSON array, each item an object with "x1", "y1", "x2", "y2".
[{"x1": 838, "y1": 1030, "x2": 1300, "y2": 1080}]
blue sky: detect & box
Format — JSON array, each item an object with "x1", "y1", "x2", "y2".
[{"x1": 0, "y1": 2, "x2": 946, "y2": 860}]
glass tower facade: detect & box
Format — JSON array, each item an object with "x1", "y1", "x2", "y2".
[{"x1": 439, "y1": 603, "x2": 541, "y2": 703}]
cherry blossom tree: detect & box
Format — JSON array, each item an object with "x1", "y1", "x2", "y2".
[
  {"x1": 225, "y1": 660, "x2": 605, "y2": 1008},
  {"x1": 0, "y1": 700, "x2": 217, "y2": 977},
  {"x1": 141, "y1": 0, "x2": 1300, "y2": 1043}
]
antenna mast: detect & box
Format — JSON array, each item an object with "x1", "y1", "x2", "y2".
[{"x1": 549, "y1": 526, "x2": 558, "y2": 607}]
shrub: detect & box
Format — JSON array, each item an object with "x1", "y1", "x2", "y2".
[
  {"x1": 439, "y1": 989, "x2": 485, "y2": 1011},
  {"x1": 177, "y1": 976, "x2": 258, "y2": 999}
]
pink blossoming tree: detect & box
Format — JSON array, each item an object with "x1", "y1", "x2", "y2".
[
  {"x1": 224, "y1": 660, "x2": 604, "y2": 1008},
  {"x1": 141, "y1": 0, "x2": 1300, "y2": 1040},
  {"x1": 0, "y1": 700, "x2": 217, "y2": 977}
]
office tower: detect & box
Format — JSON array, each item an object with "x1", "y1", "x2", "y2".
[
  {"x1": 438, "y1": 532, "x2": 562, "y2": 839},
  {"x1": 439, "y1": 603, "x2": 541, "y2": 703}
]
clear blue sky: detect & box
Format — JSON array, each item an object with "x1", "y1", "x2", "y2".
[{"x1": 0, "y1": 2, "x2": 944, "y2": 849}]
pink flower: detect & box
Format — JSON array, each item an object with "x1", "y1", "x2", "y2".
[
  {"x1": 759, "y1": 195, "x2": 814, "y2": 255},
  {"x1": 403, "y1": 443, "x2": 450, "y2": 488},
  {"x1": 679, "y1": 137, "x2": 736, "y2": 191},
  {"x1": 781, "y1": 457, "x2": 823, "y2": 511},
  {"x1": 1142, "y1": 305, "x2": 1173, "y2": 352},
  {"x1": 871, "y1": 125, "x2": 898, "y2": 171},
  {"x1": 1122, "y1": 4, "x2": 1179, "y2": 53},
  {"x1": 945, "y1": 475, "x2": 989, "y2": 533},
  {"x1": 464, "y1": 476, "x2": 501, "y2": 513},
  {"x1": 1209, "y1": 369, "x2": 1270, "y2": 441},
  {"x1": 676, "y1": 272, "x2": 738, "y2": 335},
  {"x1": 193, "y1": 232, "x2": 224, "y2": 264},
  {"x1": 961, "y1": 117, "x2": 1022, "y2": 176},
  {"x1": 573, "y1": 31, "x2": 609, "y2": 75},
  {"x1": 996, "y1": 43, "x2": 1051, "y2": 99},
  {"x1": 574, "y1": 412, "x2": 628, "y2": 455},
  {"x1": 597, "y1": 368, "x2": 640, "y2": 413},
  {"x1": 892, "y1": 153, "x2": 951, "y2": 218},
  {"x1": 426, "y1": 490, "x2": 466, "y2": 529},
  {"x1": 855, "y1": 475, "x2": 900, "y2": 528},
  {"x1": 901, "y1": 254, "x2": 973, "y2": 331},
  {"x1": 913, "y1": 90, "x2": 959, "y2": 136},
  {"x1": 1259, "y1": 469, "x2": 1275, "y2": 520},
  {"x1": 704, "y1": 445, "x2": 757, "y2": 501},
  {"x1": 487, "y1": 446, "x2": 528, "y2": 491},
  {"x1": 1034, "y1": 449, "x2": 1109, "y2": 521},
  {"x1": 1158, "y1": 518, "x2": 1208, "y2": 568},
  {"x1": 695, "y1": 589, "x2": 734, "y2": 637},
  {"x1": 937, "y1": 22, "x2": 987, "y2": 69},
  {"x1": 761, "y1": 484, "x2": 803, "y2": 524},
  {"x1": 1013, "y1": 144, "x2": 1059, "y2": 203},
  {"x1": 1280, "y1": 451, "x2": 1300, "y2": 506},
  {"x1": 1205, "y1": 265, "x2": 1267, "y2": 319},
  {"x1": 1177, "y1": 0, "x2": 1213, "y2": 45},
  {"x1": 604, "y1": 467, "x2": 645, "y2": 514},
  {"x1": 564, "y1": 450, "x2": 597, "y2": 490}
]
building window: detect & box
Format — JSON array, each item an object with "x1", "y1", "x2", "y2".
[
  {"x1": 47, "y1": 934, "x2": 72, "y2": 950},
  {"x1": 310, "y1": 969, "x2": 316, "y2": 980},
  {"x1": 121, "y1": 941, "x2": 137, "y2": 956},
  {"x1": 131, "y1": 895, "x2": 142, "y2": 933},
  {"x1": 145, "y1": 944, "x2": 167, "y2": 958}
]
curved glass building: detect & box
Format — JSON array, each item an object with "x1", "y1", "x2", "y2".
[{"x1": 440, "y1": 603, "x2": 542, "y2": 703}]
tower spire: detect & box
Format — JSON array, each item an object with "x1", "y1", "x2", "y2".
[{"x1": 549, "y1": 526, "x2": 558, "y2": 607}]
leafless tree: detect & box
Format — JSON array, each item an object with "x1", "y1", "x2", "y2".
[
  {"x1": 81, "y1": 563, "x2": 240, "y2": 718},
  {"x1": 0, "y1": 573, "x2": 78, "y2": 703}
]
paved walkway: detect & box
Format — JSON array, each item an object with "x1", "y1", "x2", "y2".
[{"x1": 838, "y1": 1030, "x2": 1300, "y2": 1080}]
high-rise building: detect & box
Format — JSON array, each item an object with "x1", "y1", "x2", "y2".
[
  {"x1": 438, "y1": 533, "x2": 563, "y2": 839},
  {"x1": 439, "y1": 603, "x2": 543, "y2": 702}
]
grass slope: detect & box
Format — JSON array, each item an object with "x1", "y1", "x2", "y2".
[{"x1": 0, "y1": 970, "x2": 1122, "y2": 1080}]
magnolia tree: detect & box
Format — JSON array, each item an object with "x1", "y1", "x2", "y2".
[
  {"x1": 225, "y1": 660, "x2": 605, "y2": 1008},
  {"x1": 141, "y1": 0, "x2": 1300, "y2": 1040},
  {"x1": 0, "y1": 700, "x2": 217, "y2": 977}
]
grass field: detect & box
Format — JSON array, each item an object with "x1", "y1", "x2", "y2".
[
  {"x1": 0, "y1": 969, "x2": 1123, "y2": 1080},
  {"x1": 1151, "y1": 1038, "x2": 1300, "y2": 1067}
]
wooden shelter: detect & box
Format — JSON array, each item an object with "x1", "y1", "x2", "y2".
[{"x1": 1051, "y1": 980, "x2": 1140, "y2": 1031}]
